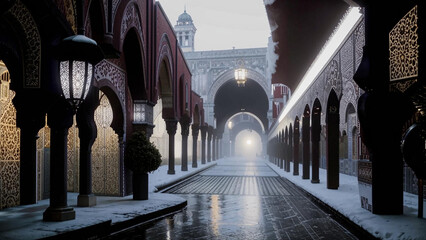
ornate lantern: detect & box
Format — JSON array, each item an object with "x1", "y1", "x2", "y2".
[
  {"x1": 56, "y1": 35, "x2": 104, "y2": 110},
  {"x1": 234, "y1": 60, "x2": 247, "y2": 87},
  {"x1": 234, "y1": 68, "x2": 247, "y2": 87},
  {"x1": 133, "y1": 100, "x2": 154, "y2": 124}
]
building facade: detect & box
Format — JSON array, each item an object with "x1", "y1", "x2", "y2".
[{"x1": 0, "y1": 0, "x2": 211, "y2": 221}]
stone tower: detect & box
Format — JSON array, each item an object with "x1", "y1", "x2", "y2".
[{"x1": 175, "y1": 8, "x2": 197, "y2": 52}]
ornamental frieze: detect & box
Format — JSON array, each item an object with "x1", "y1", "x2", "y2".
[
  {"x1": 8, "y1": 0, "x2": 41, "y2": 88},
  {"x1": 94, "y1": 60, "x2": 126, "y2": 104}
]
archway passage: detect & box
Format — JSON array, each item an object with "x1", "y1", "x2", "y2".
[
  {"x1": 226, "y1": 113, "x2": 265, "y2": 157},
  {"x1": 214, "y1": 79, "x2": 268, "y2": 135},
  {"x1": 234, "y1": 129, "x2": 262, "y2": 159}
]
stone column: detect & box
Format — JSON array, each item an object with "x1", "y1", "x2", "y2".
[
  {"x1": 293, "y1": 119, "x2": 300, "y2": 176},
  {"x1": 76, "y1": 88, "x2": 99, "y2": 206},
  {"x1": 200, "y1": 125, "x2": 207, "y2": 164},
  {"x1": 311, "y1": 112, "x2": 321, "y2": 184},
  {"x1": 180, "y1": 115, "x2": 191, "y2": 171},
  {"x1": 217, "y1": 133, "x2": 222, "y2": 159},
  {"x1": 207, "y1": 126, "x2": 213, "y2": 162},
  {"x1": 212, "y1": 133, "x2": 216, "y2": 161},
  {"x1": 14, "y1": 92, "x2": 46, "y2": 205},
  {"x1": 353, "y1": 4, "x2": 417, "y2": 214},
  {"x1": 279, "y1": 132, "x2": 284, "y2": 169},
  {"x1": 43, "y1": 100, "x2": 75, "y2": 221},
  {"x1": 285, "y1": 131, "x2": 290, "y2": 172},
  {"x1": 166, "y1": 119, "x2": 178, "y2": 174},
  {"x1": 192, "y1": 124, "x2": 199, "y2": 168},
  {"x1": 302, "y1": 114, "x2": 310, "y2": 180}
]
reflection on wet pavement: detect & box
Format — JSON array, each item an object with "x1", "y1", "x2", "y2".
[{"x1": 106, "y1": 158, "x2": 358, "y2": 240}]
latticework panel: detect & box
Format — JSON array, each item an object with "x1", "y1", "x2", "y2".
[
  {"x1": 36, "y1": 123, "x2": 50, "y2": 200},
  {"x1": 0, "y1": 79, "x2": 20, "y2": 209},
  {"x1": 92, "y1": 93, "x2": 119, "y2": 196},
  {"x1": 67, "y1": 118, "x2": 79, "y2": 192},
  {"x1": 389, "y1": 5, "x2": 418, "y2": 83}
]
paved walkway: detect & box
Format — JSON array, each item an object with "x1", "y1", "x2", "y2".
[{"x1": 107, "y1": 158, "x2": 360, "y2": 239}]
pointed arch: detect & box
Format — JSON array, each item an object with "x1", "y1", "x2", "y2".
[
  {"x1": 155, "y1": 34, "x2": 174, "y2": 119},
  {"x1": 193, "y1": 104, "x2": 200, "y2": 125},
  {"x1": 123, "y1": 27, "x2": 147, "y2": 101},
  {"x1": 87, "y1": 0, "x2": 106, "y2": 43}
]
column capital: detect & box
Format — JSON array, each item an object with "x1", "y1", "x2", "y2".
[
  {"x1": 200, "y1": 126, "x2": 207, "y2": 140},
  {"x1": 165, "y1": 119, "x2": 178, "y2": 135},
  {"x1": 192, "y1": 124, "x2": 199, "y2": 136},
  {"x1": 180, "y1": 115, "x2": 191, "y2": 136},
  {"x1": 47, "y1": 97, "x2": 74, "y2": 130},
  {"x1": 207, "y1": 126, "x2": 213, "y2": 140}
]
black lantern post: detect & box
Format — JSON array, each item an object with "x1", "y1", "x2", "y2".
[{"x1": 43, "y1": 0, "x2": 103, "y2": 219}]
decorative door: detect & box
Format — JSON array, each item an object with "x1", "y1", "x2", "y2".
[
  {"x1": 92, "y1": 92, "x2": 120, "y2": 196},
  {"x1": 0, "y1": 70, "x2": 20, "y2": 209}
]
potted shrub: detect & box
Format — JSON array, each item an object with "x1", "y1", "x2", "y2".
[{"x1": 124, "y1": 131, "x2": 162, "y2": 200}]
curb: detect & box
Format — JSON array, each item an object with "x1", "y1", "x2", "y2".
[
  {"x1": 42, "y1": 201, "x2": 188, "y2": 240},
  {"x1": 154, "y1": 162, "x2": 218, "y2": 192}
]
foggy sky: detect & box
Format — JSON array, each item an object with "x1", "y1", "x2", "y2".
[{"x1": 157, "y1": 0, "x2": 271, "y2": 51}]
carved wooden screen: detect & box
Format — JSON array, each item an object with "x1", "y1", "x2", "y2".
[
  {"x1": 92, "y1": 92, "x2": 119, "y2": 196},
  {"x1": 0, "y1": 71, "x2": 20, "y2": 209},
  {"x1": 389, "y1": 5, "x2": 419, "y2": 92},
  {"x1": 67, "y1": 117, "x2": 79, "y2": 192},
  {"x1": 36, "y1": 120, "x2": 50, "y2": 200}
]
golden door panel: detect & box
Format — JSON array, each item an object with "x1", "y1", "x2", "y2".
[
  {"x1": 67, "y1": 121, "x2": 79, "y2": 193},
  {"x1": 36, "y1": 123, "x2": 50, "y2": 200},
  {"x1": 92, "y1": 93, "x2": 119, "y2": 196},
  {"x1": 0, "y1": 73, "x2": 20, "y2": 209}
]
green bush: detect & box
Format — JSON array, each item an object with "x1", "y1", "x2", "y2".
[{"x1": 124, "y1": 131, "x2": 162, "y2": 174}]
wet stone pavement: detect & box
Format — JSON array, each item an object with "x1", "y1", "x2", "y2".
[{"x1": 105, "y1": 158, "x2": 358, "y2": 240}]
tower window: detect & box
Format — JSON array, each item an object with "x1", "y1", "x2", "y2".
[{"x1": 185, "y1": 36, "x2": 189, "y2": 46}]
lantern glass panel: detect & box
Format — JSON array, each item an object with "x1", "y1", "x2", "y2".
[
  {"x1": 72, "y1": 61, "x2": 86, "y2": 99},
  {"x1": 134, "y1": 103, "x2": 145, "y2": 123},
  {"x1": 60, "y1": 61, "x2": 70, "y2": 99},
  {"x1": 83, "y1": 63, "x2": 93, "y2": 99}
]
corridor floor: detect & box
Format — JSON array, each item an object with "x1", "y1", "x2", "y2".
[{"x1": 106, "y1": 158, "x2": 358, "y2": 240}]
